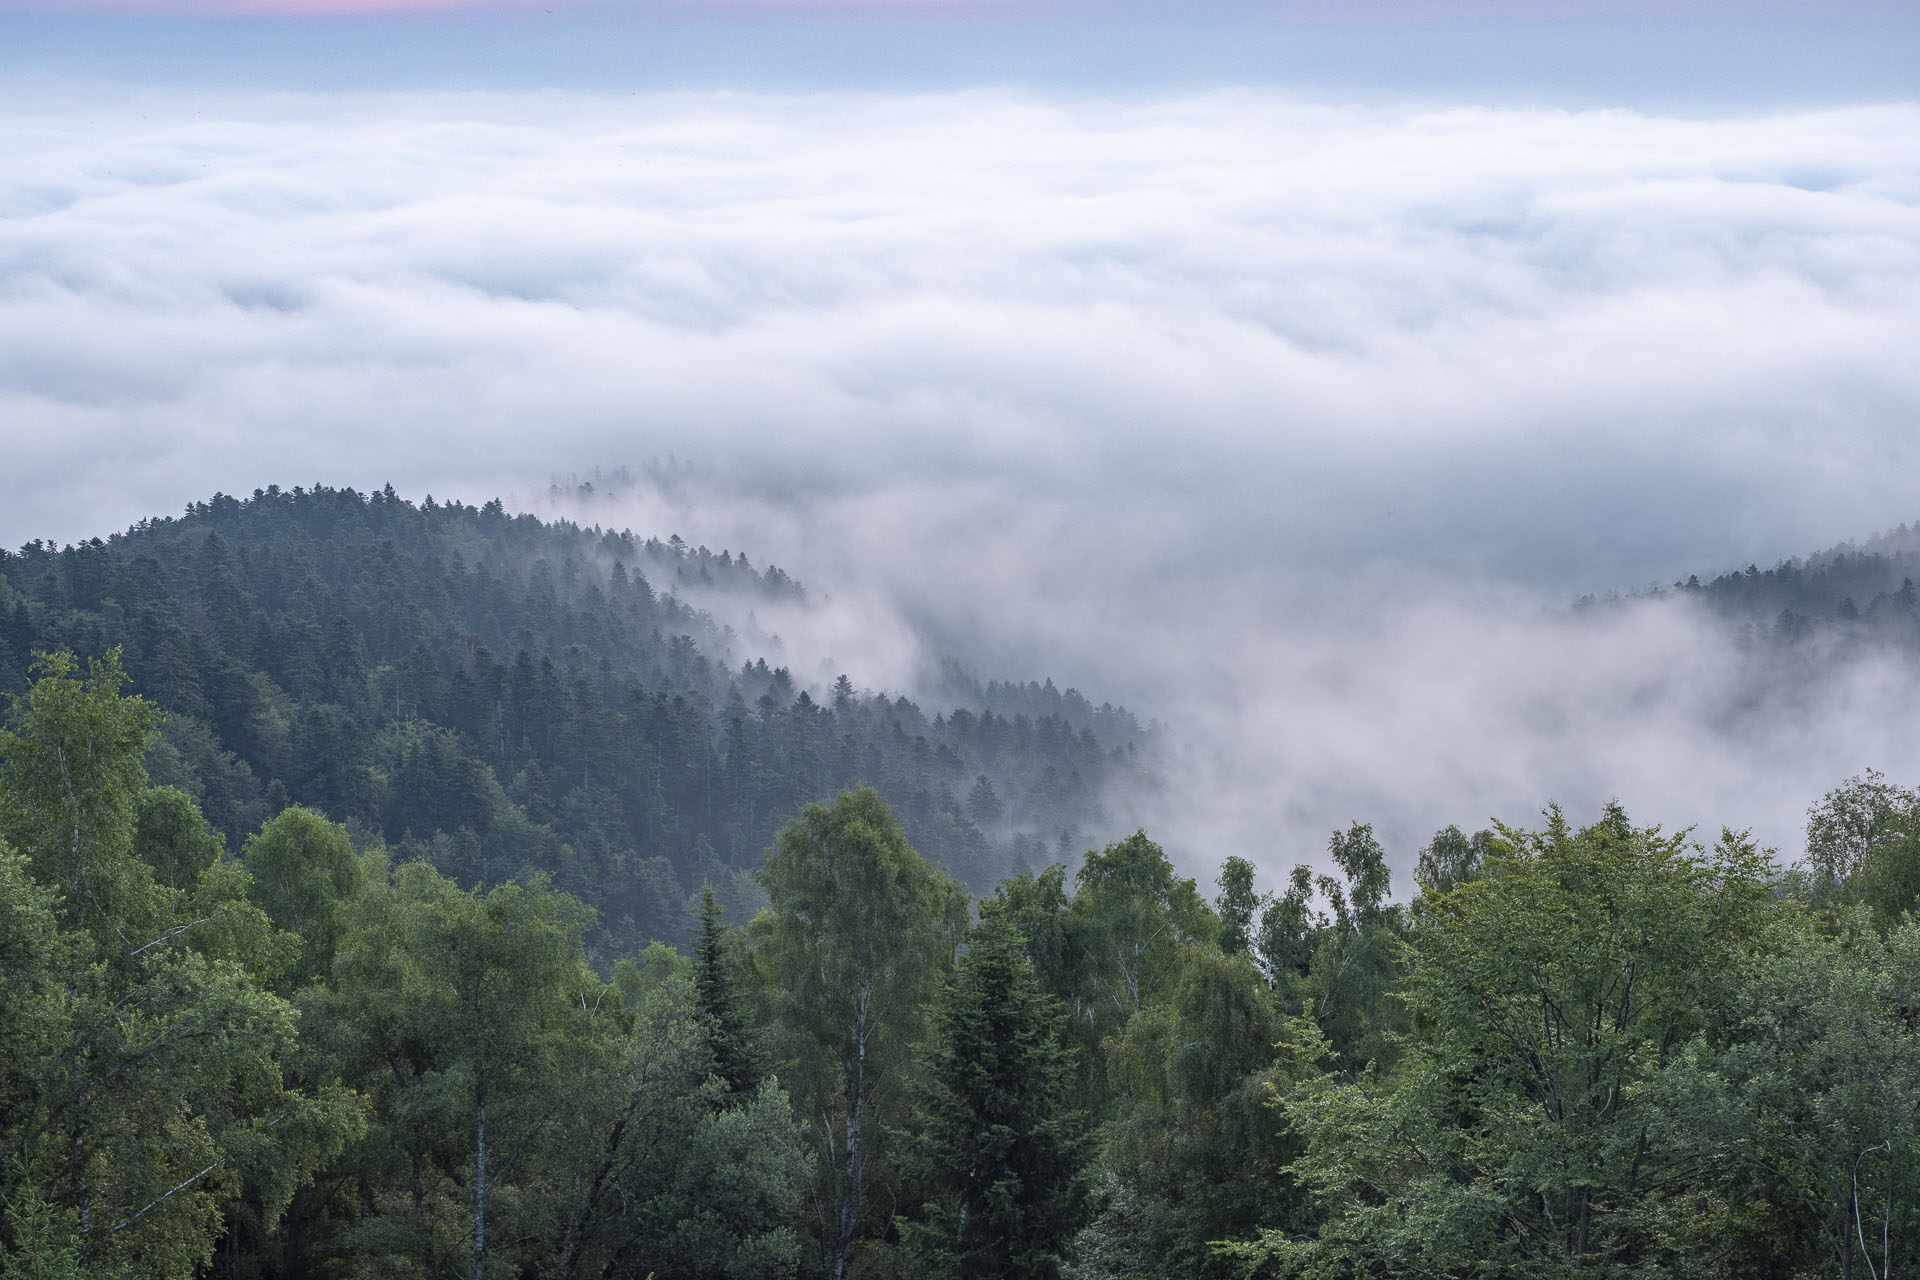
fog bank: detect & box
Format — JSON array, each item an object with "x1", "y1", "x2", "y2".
[
  {"x1": 545, "y1": 465, "x2": 1920, "y2": 881},
  {"x1": 4, "y1": 88, "x2": 1918, "y2": 879}
]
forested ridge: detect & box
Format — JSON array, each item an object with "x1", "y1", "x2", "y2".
[
  {"x1": 9, "y1": 497, "x2": 1920, "y2": 1279},
  {"x1": 0, "y1": 484, "x2": 1149, "y2": 955},
  {"x1": 1588, "y1": 519, "x2": 1920, "y2": 648}
]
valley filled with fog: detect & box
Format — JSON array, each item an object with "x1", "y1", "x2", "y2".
[{"x1": 542, "y1": 463, "x2": 1920, "y2": 872}]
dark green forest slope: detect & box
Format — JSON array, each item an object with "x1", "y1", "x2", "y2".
[{"x1": 0, "y1": 484, "x2": 1150, "y2": 954}]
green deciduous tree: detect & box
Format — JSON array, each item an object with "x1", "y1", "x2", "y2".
[
  {"x1": 1068, "y1": 831, "x2": 1217, "y2": 1033},
  {"x1": 133, "y1": 785, "x2": 226, "y2": 893},
  {"x1": 1803, "y1": 770, "x2": 1920, "y2": 922},
  {"x1": 1079, "y1": 944, "x2": 1293, "y2": 1280},
  {"x1": 1301, "y1": 822, "x2": 1408, "y2": 1072},
  {"x1": 753, "y1": 786, "x2": 969, "y2": 1280},
  {"x1": 1412, "y1": 823, "x2": 1493, "y2": 899},
  {"x1": 1649, "y1": 911, "x2": 1920, "y2": 1278},
  {"x1": 0, "y1": 650, "x2": 166, "y2": 944},
  {"x1": 242, "y1": 805, "x2": 366, "y2": 985},
  {"x1": 542, "y1": 948, "x2": 810, "y2": 1280},
  {"x1": 309, "y1": 861, "x2": 610, "y2": 1280},
  {"x1": 0, "y1": 651, "x2": 359, "y2": 1280},
  {"x1": 1248, "y1": 805, "x2": 1775, "y2": 1278},
  {"x1": 1214, "y1": 857, "x2": 1260, "y2": 959}
]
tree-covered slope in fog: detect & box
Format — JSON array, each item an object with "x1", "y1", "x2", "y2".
[
  {"x1": 0, "y1": 484, "x2": 1151, "y2": 954},
  {"x1": 1590, "y1": 520, "x2": 1920, "y2": 646}
]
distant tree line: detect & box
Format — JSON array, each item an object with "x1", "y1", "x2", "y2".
[
  {"x1": 1582, "y1": 519, "x2": 1920, "y2": 652},
  {"x1": 8, "y1": 650, "x2": 1920, "y2": 1278}
]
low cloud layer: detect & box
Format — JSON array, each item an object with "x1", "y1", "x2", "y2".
[
  {"x1": 549, "y1": 465, "x2": 1920, "y2": 882},
  {"x1": 4, "y1": 89, "x2": 1919, "y2": 879}
]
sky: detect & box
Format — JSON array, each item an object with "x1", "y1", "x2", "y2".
[
  {"x1": 3, "y1": 0, "x2": 1915, "y2": 14},
  {"x1": 2, "y1": 1, "x2": 1918, "y2": 882}
]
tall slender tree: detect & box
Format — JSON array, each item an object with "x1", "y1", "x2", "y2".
[
  {"x1": 753, "y1": 787, "x2": 969, "y2": 1280},
  {"x1": 692, "y1": 882, "x2": 761, "y2": 1097}
]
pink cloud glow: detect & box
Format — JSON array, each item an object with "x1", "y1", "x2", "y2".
[
  {"x1": 2, "y1": 0, "x2": 580, "y2": 12},
  {"x1": 0, "y1": 0, "x2": 1899, "y2": 17},
  {"x1": 0, "y1": 0, "x2": 1031, "y2": 13}
]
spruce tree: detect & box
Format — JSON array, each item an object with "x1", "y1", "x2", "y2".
[
  {"x1": 692, "y1": 882, "x2": 761, "y2": 1096},
  {"x1": 905, "y1": 913, "x2": 1088, "y2": 1280}
]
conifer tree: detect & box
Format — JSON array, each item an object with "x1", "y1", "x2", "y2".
[
  {"x1": 693, "y1": 882, "x2": 761, "y2": 1097},
  {"x1": 906, "y1": 917, "x2": 1090, "y2": 1274},
  {"x1": 904, "y1": 914, "x2": 1088, "y2": 1280}
]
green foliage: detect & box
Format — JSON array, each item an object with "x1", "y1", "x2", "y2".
[
  {"x1": 0, "y1": 1179, "x2": 81, "y2": 1280},
  {"x1": 1080, "y1": 945, "x2": 1293, "y2": 1280},
  {"x1": 979, "y1": 864, "x2": 1078, "y2": 1007},
  {"x1": 1214, "y1": 856, "x2": 1259, "y2": 958},
  {"x1": 1412, "y1": 822, "x2": 1494, "y2": 898},
  {"x1": 1253, "y1": 864, "x2": 1317, "y2": 990},
  {"x1": 1295, "y1": 823, "x2": 1409, "y2": 1072},
  {"x1": 902, "y1": 915, "x2": 1088, "y2": 1280},
  {"x1": 1231, "y1": 824, "x2": 1410, "y2": 1071},
  {"x1": 982, "y1": 832, "x2": 1224, "y2": 1129},
  {"x1": 0, "y1": 649, "x2": 166, "y2": 942},
  {"x1": 1802, "y1": 769, "x2": 1920, "y2": 920},
  {"x1": 541, "y1": 962, "x2": 810, "y2": 1280},
  {"x1": 0, "y1": 845, "x2": 81, "y2": 1278},
  {"x1": 754, "y1": 786, "x2": 970, "y2": 1280},
  {"x1": 303, "y1": 861, "x2": 609, "y2": 1280},
  {"x1": 1069, "y1": 831, "x2": 1218, "y2": 1028},
  {"x1": 0, "y1": 652, "x2": 359, "y2": 1280},
  {"x1": 1250, "y1": 805, "x2": 1777, "y2": 1278},
  {"x1": 1646, "y1": 911, "x2": 1920, "y2": 1277},
  {"x1": 23, "y1": 622, "x2": 1920, "y2": 1280},
  {"x1": 242, "y1": 806, "x2": 365, "y2": 983},
  {"x1": 693, "y1": 883, "x2": 762, "y2": 1098},
  {"x1": 133, "y1": 785, "x2": 225, "y2": 892}
]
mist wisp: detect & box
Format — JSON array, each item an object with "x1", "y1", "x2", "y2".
[{"x1": 540, "y1": 464, "x2": 1920, "y2": 888}]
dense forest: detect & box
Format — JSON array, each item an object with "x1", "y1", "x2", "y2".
[
  {"x1": 0, "y1": 485, "x2": 1150, "y2": 956},
  {"x1": 9, "y1": 495, "x2": 1920, "y2": 1279},
  {"x1": 7, "y1": 646, "x2": 1920, "y2": 1279}
]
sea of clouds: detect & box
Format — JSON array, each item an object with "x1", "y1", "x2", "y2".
[{"x1": 3, "y1": 88, "x2": 1918, "y2": 882}]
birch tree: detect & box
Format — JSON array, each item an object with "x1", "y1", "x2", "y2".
[
  {"x1": 0, "y1": 651, "x2": 359, "y2": 1279},
  {"x1": 754, "y1": 787, "x2": 968, "y2": 1280},
  {"x1": 312, "y1": 862, "x2": 610, "y2": 1280}
]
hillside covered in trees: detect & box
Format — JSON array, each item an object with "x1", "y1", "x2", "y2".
[
  {"x1": 1587, "y1": 520, "x2": 1920, "y2": 649},
  {"x1": 0, "y1": 484, "x2": 1150, "y2": 955}
]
